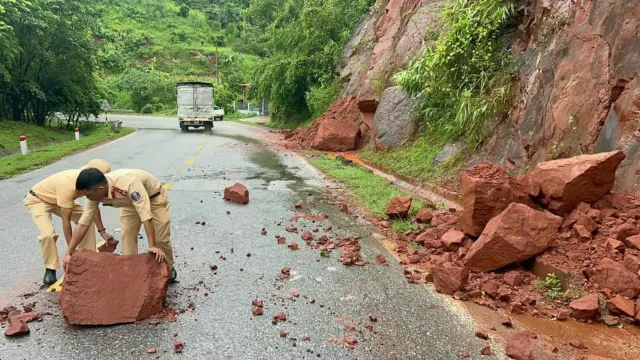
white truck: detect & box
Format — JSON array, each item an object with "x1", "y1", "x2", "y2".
[
  {"x1": 177, "y1": 81, "x2": 217, "y2": 132},
  {"x1": 213, "y1": 105, "x2": 225, "y2": 121}
]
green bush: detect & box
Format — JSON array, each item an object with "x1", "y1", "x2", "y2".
[
  {"x1": 141, "y1": 104, "x2": 153, "y2": 114},
  {"x1": 305, "y1": 82, "x2": 341, "y2": 119},
  {"x1": 395, "y1": 0, "x2": 516, "y2": 146}
]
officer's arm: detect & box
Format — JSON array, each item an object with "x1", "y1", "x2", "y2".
[
  {"x1": 60, "y1": 208, "x2": 73, "y2": 246},
  {"x1": 68, "y1": 200, "x2": 98, "y2": 255},
  {"x1": 129, "y1": 181, "x2": 165, "y2": 262}
]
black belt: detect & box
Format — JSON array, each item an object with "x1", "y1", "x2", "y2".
[
  {"x1": 28, "y1": 190, "x2": 42, "y2": 200},
  {"x1": 150, "y1": 191, "x2": 160, "y2": 199}
]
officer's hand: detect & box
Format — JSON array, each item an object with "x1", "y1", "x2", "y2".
[
  {"x1": 148, "y1": 247, "x2": 166, "y2": 263},
  {"x1": 100, "y1": 231, "x2": 115, "y2": 242},
  {"x1": 63, "y1": 252, "x2": 71, "y2": 273}
]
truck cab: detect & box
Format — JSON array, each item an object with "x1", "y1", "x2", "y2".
[
  {"x1": 177, "y1": 81, "x2": 215, "y2": 132},
  {"x1": 213, "y1": 106, "x2": 225, "y2": 121}
]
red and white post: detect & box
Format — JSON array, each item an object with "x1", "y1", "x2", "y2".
[
  {"x1": 75, "y1": 128, "x2": 80, "y2": 141},
  {"x1": 19, "y1": 135, "x2": 28, "y2": 156}
]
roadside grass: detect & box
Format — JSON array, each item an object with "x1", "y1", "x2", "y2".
[
  {"x1": 391, "y1": 219, "x2": 417, "y2": 234},
  {"x1": 360, "y1": 135, "x2": 468, "y2": 185},
  {"x1": 0, "y1": 121, "x2": 72, "y2": 151},
  {"x1": 308, "y1": 155, "x2": 424, "y2": 219},
  {"x1": 0, "y1": 126, "x2": 135, "y2": 179}
]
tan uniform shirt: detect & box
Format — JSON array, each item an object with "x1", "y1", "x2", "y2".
[
  {"x1": 78, "y1": 169, "x2": 163, "y2": 226},
  {"x1": 31, "y1": 169, "x2": 82, "y2": 209}
]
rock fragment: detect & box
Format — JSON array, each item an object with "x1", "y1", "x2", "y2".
[{"x1": 224, "y1": 183, "x2": 249, "y2": 204}]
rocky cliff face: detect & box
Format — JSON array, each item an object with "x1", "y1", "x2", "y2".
[{"x1": 481, "y1": 0, "x2": 640, "y2": 194}]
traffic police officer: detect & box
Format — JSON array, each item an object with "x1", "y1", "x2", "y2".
[
  {"x1": 24, "y1": 159, "x2": 114, "y2": 285},
  {"x1": 65, "y1": 168, "x2": 176, "y2": 281}
]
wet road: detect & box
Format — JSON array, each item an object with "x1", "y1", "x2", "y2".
[{"x1": 0, "y1": 117, "x2": 504, "y2": 359}]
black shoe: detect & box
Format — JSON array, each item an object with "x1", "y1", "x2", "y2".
[
  {"x1": 43, "y1": 269, "x2": 57, "y2": 286},
  {"x1": 170, "y1": 268, "x2": 177, "y2": 283}
]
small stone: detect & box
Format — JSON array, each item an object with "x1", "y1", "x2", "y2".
[
  {"x1": 506, "y1": 331, "x2": 533, "y2": 360},
  {"x1": 261, "y1": 228, "x2": 268, "y2": 236},
  {"x1": 280, "y1": 330, "x2": 288, "y2": 338},
  {"x1": 290, "y1": 288, "x2": 300, "y2": 297},
  {"x1": 606, "y1": 238, "x2": 626, "y2": 252},
  {"x1": 602, "y1": 315, "x2": 619, "y2": 326},
  {"x1": 209, "y1": 265, "x2": 218, "y2": 271},
  {"x1": 246, "y1": 253, "x2": 251, "y2": 257},
  {"x1": 501, "y1": 317, "x2": 513, "y2": 328},
  {"x1": 504, "y1": 271, "x2": 523, "y2": 287},
  {"x1": 475, "y1": 329, "x2": 489, "y2": 340},
  {"x1": 481, "y1": 345, "x2": 491, "y2": 356},
  {"x1": 295, "y1": 203, "x2": 303, "y2": 209},
  {"x1": 301, "y1": 231, "x2": 313, "y2": 241},
  {"x1": 369, "y1": 314, "x2": 377, "y2": 322},
  {"x1": 573, "y1": 224, "x2": 591, "y2": 242},
  {"x1": 173, "y1": 340, "x2": 184, "y2": 353},
  {"x1": 570, "y1": 293, "x2": 600, "y2": 320},
  {"x1": 272, "y1": 312, "x2": 287, "y2": 324},
  {"x1": 147, "y1": 348, "x2": 157, "y2": 354},
  {"x1": 569, "y1": 341, "x2": 587, "y2": 349},
  {"x1": 288, "y1": 242, "x2": 300, "y2": 250}
]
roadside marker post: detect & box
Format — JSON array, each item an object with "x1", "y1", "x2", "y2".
[
  {"x1": 19, "y1": 135, "x2": 28, "y2": 156},
  {"x1": 75, "y1": 128, "x2": 80, "y2": 141}
]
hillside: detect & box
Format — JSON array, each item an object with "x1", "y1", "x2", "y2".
[{"x1": 96, "y1": 0, "x2": 257, "y2": 113}]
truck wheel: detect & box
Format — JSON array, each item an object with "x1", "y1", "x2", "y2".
[
  {"x1": 205, "y1": 123, "x2": 213, "y2": 132},
  {"x1": 180, "y1": 125, "x2": 187, "y2": 132}
]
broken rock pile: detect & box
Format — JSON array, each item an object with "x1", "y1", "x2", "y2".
[
  {"x1": 60, "y1": 251, "x2": 169, "y2": 325},
  {"x1": 391, "y1": 151, "x2": 640, "y2": 325}
]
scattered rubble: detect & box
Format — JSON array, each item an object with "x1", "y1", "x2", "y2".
[
  {"x1": 272, "y1": 312, "x2": 287, "y2": 324},
  {"x1": 4, "y1": 311, "x2": 41, "y2": 337},
  {"x1": 385, "y1": 197, "x2": 412, "y2": 219},
  {"x1": 506, "y1": 331, "x2": 534, "y2": 360},
  {"x1": 173, "y1": 340, "x2": 184, "y2": 353},
  {"x1": 224, "y1": 183, "x2": 249, "y2": 204}
]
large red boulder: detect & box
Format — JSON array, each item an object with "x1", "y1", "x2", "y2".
[
  {"x1": 530, "y1": 151, "x2": 625, "y2": 216},
  {"x1": 464, "y1": 203, "x2": 562, "y2": 272},
  {"x1": 431, "y1": 265, "x2": 469, "y2": 295},
  {"x1": 385, "y1": 197, "x2": 412, "y2": 219},
  {"x1": 569, "y1": 293, "x2": 600, "y2": 320},
  {"x1": 224, "y1": 183, "x2": 249, "y2": 204},
  {"x1": 506, "y1": 331, "x2": 534, "y2": 360},
  {"x1": 61, "y1": 251, "x2": 168, "y2": 325},
  {"x1": 460, "y1": 163, "x2": 535, "y2": 237},
  {"x1": 587, "y1": 258, "x2": 640, "y2": 298},
  {"x1": 312, "y1": 116, "x2": 360, "y2": 151}
]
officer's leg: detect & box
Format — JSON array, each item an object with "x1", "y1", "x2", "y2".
[
  {"x1": 151, "y1": 190, "x2": 174, "y2": 279},
  {"x1": 120, "y1": 207, "x2": 141, "y2": 256},
  {"x1": 24, "y1": 197, "x2": 59, "y2": 284},
  {"x1": 70, "y1": 202, "x2": 97, "y2": 252}
]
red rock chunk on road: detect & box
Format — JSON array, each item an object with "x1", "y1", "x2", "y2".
[
  {"x1": 415, "y1": 208, "x2": 433, "y2": 224},
  {"x1": 464, "y1": 203, "x2": 562, "y2": 272},
  {"x1": 4, "y1": 311, "x2": 41, "y2": 337},
  {"x1": 60, "y1": 251, "x2": 168, "y2": 325},
  {"x1": 312, "y1": 115, "x2": 360, "y2": 151},
  {"x1": 385, "y1": 197, "x2": 412, "y2": 219},
  {"x1": 608, "y1": 295, "x2": 636, "y2": 317},
  {"x1": 432, "y1": 265, "x2": 469, "y2": 295},
  {"x1": 224, "y1": 183, "x2": 249, "y2": 204},
  {"x1": 460, "y1": 163, "x2": 535, "y2": 237},
  {"x1": 588, "y1": 258, "x2": 640, "y2": 298},
  {"x1": 530, "y1": 151, "x2": 625, "y2": 216},
  {"x1": 441, "y1": 229, "x2": 465, "y2": 252},
  {"x1": 569, "y1": 293, "x2": 600, "y2": 320},
  {"x1": 506, "y1": 331, "x2": 534, "y2": 360}
]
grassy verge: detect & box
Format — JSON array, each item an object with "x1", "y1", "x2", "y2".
[
  {"x1": 0, "y1": 121, "x2": 72, "y2": 151},
  {"x1": 0, "y1": 126, "x2": 135, "y2": 179},
  {"x1": 308, "y1": 155, "x2": 425, "y2": 233},
  {"x1": 360, "y1": 135, "x2": 468, "y2": 186}
]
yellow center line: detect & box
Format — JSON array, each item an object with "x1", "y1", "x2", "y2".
[
  {"x1": 197, "y1": 144, "x2": 204, "y2": 151},
  {"x1": 163, "y1": 182, "x2": 173, "y2": 190},
  {"x1": 186, "y1": 143, "x2": 205, "y2": 166},
  {"x1": 186, "y1": 157, "x2": 195, "y2": 165}
]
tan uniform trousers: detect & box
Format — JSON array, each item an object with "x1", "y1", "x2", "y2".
[
  {"x1": 119, "y1": 188, "x2": 174, "y2": 272},
  {"x1": 23, "y1": 194, "x2": 97, "y2": 269}
]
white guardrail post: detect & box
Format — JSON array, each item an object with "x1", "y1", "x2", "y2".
[
  {"x1": 75, "y1": 128, "x2": 80, "y2": 141},
  {"x1": 20, "y1": 135, "x2": 28, "y2": 156}
]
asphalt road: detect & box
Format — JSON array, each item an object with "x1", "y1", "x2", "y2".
[{"x1": 0, "y1": 116, "x2": 505, "y2": 359}]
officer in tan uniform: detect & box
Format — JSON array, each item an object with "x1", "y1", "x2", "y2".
[
  {"x1": 65, "y1": 168, "x2": 176, "y2": 281},
  {"x1": 24, "y1": 159, "x2": 114, "y2": 285}
]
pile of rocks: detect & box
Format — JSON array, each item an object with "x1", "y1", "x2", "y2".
[{"x1": 388, "y1": 151, "x2": 640, "y2": 326}]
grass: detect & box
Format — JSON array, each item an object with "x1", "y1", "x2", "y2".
[
  {"x1": 534, "y1": 273, "x2": 583, "y2": 303},
  {"x1": 0, "y1": 121, "x2": 73, "y2": 152},
  {"x1": 0, "y1": 126, "x2": 135, "y2": 179},
  {"x1": 391, "y1": 219, "x2": 417, "y2": 234},
  {"x1": 308, "y1": 155, "x2": 424, "y2": 218},
  {"x1": 360, "y1": 135, "x2": 468, "y2": 185}
]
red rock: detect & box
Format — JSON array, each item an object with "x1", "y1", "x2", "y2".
[
  {"x1": 506, "y1": 331, "x2": 534, "y2": 360},
  {"x1": 261, "y1": 228, "x2": 268, "y2": 236},
  {"x1": 589, "y1": 258, "x2": 640, "y2": 298},
  {"x1": 605, "y1": 238, "x2": 625, "y2": 252},
  {"x1": 301, "y1": 231, "x2": 313, "y2": 241},
  {"x1": 514, "y1": 174, "x2": 540, "y2": 197},
  {"x1": 338, "y1": 202, "x2": 349, "y2": 212},
  {"x1": 290, "y1": 288, "x2": 300, "y2": 297},
  {"x1": 166, "y1": 313, "x2": 177, "y2": 322},
  {"x1": 441, "y1": 229, "x2": 465, "y2": 252},
  {"x1": 624, "y1": 235, "x2": 640, "y2": 250},
  {"x1": 573, "y1": 224, "x2": 592, "y2": 242},
  {"x1": 569, "y1": 293, "x2": 600, "y2": 320},
  {"x1": 504, "y1": 271, "x2": 523, "y2": 287},
  {"x1": 557, "y1": 310, "x2": 570, "y2": 320},
  {"x1": 482, "y1": 280, "x2": 501, "y2": 299},
  {"x1": 272, "y1": 312, "x2": 287, "y2": 324},
  {"x1": 416, "y1": 208, "x2": 434, "y2": 224},
  {"x1": 608, "y1": 295, "x2": 636, "y2": 317},
  {"x1": 570, "y1": 341, "x2": 587, "y2": 349},
  {"x1": 464, "y1": 203, "x2": 562, "y2": 272},
  {"x1": 173, "y1": 340, "x2": 184, "y2": 353},
  {"x1": 252, "y1": 306, "x2": 263, "y2": 316},
  {"x1": 602, "y1": 315, "x2": 620, "y2": 326},
  {"x1": 369, "y1": 314, "x2": 377, "y2": 322},
  {"x1": 475, "y1": 329, "x2": 489, "y2": 340},
  {"x1": 252, "y1": 299, "x2": 263, "y2": 307},
  {"x1": 312, "y1": 114, "x2": 360, "y2": 151},
  {"x1": 60, "y1": 251, "x2": 168, "y2": 325},
  {"x1": 147, "y1": 348, "x2": 157, "y2": 354},
  {"x1": 587, "y1": 209, "x2": 603, "y2": 223},
  {"x1": 510, "y1": 302, "x2": 524, "y2": 314},
  {"x1": 303, "y1": 336, "x2": 311, "y2": 341},
  {"x1": 623, "y1": 253, "x2": 640, "y2": 273},
  {"x1": 501, "y1": 317, "x2": 513, "y2": 328},
  {"x1": 460, "y1": 163, "x2": 535, "y2": 237},
  {"x1": 480, "y1": 345, "x2": 492, "y2": 356},
  {"x1": 458, "y1": 352, "x2": 471, "y2": 358},
  {"x1": 288, "y1": 242, "x2": 300, "y2": 250},
  {"x1": 531, "y1": 151, "x2": 625, "y2": 216},
  {"x1": 277, "y1": 236, "x2": 286, "y2": 245},
  {"x1": 295, "y1": 203, "x2": 303, "y2": 209},
  {"x1": 286, "y1": 226, "x2": 298, "y2": 233},
  {"x1": 280, "y1": 330, "x2": 288, "y2": 338},
  {"x1": 223, "y1": 183, "x2": 249, "y2": 204},
  {"x1": 610, "y1": 223, "x2": 638, "y2": 241},
  {"x1": 375, "y1": 254, "x2": 387, "y2": 264},
  {"x1": 385, "y1": 197, "x2": 412, "y2": 219},
  {"x1": 4, "y1": 320, "x2": 30, "y2": 337},
  {"x1": 432, "y1": 265, "x2": 469, "y2": 295},
  {"x1": 98, "y1": 239, "x2": 119, "y2": 253}
]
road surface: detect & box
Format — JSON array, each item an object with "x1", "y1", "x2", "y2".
[{"x1": 0, "y1": 115, "x2": 503, "y2": 359}]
